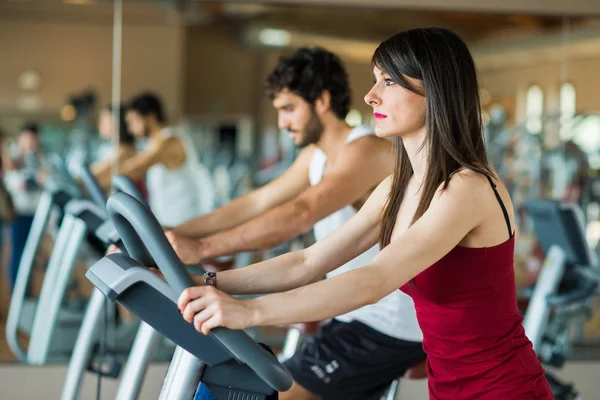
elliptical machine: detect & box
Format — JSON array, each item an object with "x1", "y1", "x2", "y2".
[
  {"x1": 85, "y1": 191, "x2": 293, "y2": 399},
  {"x1": 5, "y1": 165, "x2": 83, "y2": 362},
  {"x1": 522, "y1": 199, "x2": 598, "y2": 400},
  {"x1": 61, "y1": 171, "x2": 175, "y2": 400}
]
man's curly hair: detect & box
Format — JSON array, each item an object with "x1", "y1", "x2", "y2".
[{"x1": 266, "y1": 47, "x2": 351, "y2": 119}]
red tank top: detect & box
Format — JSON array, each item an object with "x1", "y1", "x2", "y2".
[{"x1": 400, "y1": 177, "x2": 553, "y2": 399}]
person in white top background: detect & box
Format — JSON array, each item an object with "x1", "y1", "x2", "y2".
[
  {"x1": 166, "y1": 47, "x2": 424, "y2": 400},
  {"x1": 94, "y1": 92, "x2": 214, "y2": 228}
]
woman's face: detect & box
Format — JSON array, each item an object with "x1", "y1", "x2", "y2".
[
  {"x1": 364, "y1": 66, "x2": 426, "y2": 139},
  {"x1": 98, "y1": 109, "x2": 114, "y2": 140}
]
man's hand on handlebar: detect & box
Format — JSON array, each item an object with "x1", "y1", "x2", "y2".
[{"x1": 165, "y1": 231, "x2": 205, "y2": 264}]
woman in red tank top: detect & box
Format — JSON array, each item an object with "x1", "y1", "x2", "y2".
[{"x1": 177, "y1": 28, "x2": 553, "y2": 399}]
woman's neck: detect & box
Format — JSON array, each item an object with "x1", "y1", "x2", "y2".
[{"x1": 402, "y1": 128, "x2": 428, "y2": 184}]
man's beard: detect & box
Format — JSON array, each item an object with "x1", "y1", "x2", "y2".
[{"x1": 294, "y1": 107, "x2": 324, "y2": 148}]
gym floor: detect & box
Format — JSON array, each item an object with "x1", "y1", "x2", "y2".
[{"x1": 0, "y1": 361, "x2": 597, "y2": 399}]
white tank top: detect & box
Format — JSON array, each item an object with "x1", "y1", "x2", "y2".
[
  {"x1": 147, "y1": 128, "x2": 215, "y2": 227},
  {"x1": 309, "y1": 125, "x2": 423, "y2": 342}
]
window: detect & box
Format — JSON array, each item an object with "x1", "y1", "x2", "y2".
[
  {"x1": 559, "y1": 82, "x2": 576, "y2": 140},
  {"x1": 525, "y1": 85, "x2": 544, "y2": 134}
]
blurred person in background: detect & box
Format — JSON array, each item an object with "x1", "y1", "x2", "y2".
[
  {"x1": 115, "y1": 92, "x2": 214, "y2": 227},
  {"x1": 91, "y1": 104, "x2": 147, "y2": 198},
  {"x1": 4, "y1": 122, "x2": 48, "y2": 289},
  {"x1": 0, "y1": 127, "x2": 16, "y2": 265}
]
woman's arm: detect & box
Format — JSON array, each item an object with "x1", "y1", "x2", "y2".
[
  {"x1": 170, "y1": 147, "x2": 314, "y2": 238},
  {"x1": 198, "y1": 176, "x2": 392, "y2": 296},
  {"x1": 179, "y1": 172, "x2": 489, "y2": 334}
]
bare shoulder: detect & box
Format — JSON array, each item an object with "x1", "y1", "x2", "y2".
[
  {"x1": 145, "y1": 133, "x2": 172, "y2": 152},
  {"x1": 372, "y1": 174, "x2": 393, "y2": 199},
  {"x1": 341, "y1": 135, "x2": 394, "y2": 171},
  {"x1": 434, "y1": 168, "x2": 514, "y2": 222},
  {"x1": 162, "y1": 134, "x2": 182, "y2": 147},
  {"x1": 285, "y1": 145, "x2": 317, "y2": 171},
  {"x1": 358, "y1": 173, "x2": 393, "y2": 216},
  {"x1": 148, "y1": 135, "x2": 186, "y2": 167},
  {"x1": 346, "y1": 134, "x2": 392, "y2": 154},
  {"x1": 381, "y1": 173, "x2": 394, "y2": 185},
  {"x1": 296, "y1": 145, "x2": 318, "y2": 162},
  {"x1": 433, "y1": 168, "x2": 493, "y2": 203},
  {"x1": 451, "y1": 168, "x2": 489, "y2": 188}
]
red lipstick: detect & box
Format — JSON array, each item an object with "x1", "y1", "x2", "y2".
[{"x1": 374, "y1": 112, "x2": 387, "y2": 120}]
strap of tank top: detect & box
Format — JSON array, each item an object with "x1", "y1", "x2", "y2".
[{"x1": 484, "y1": 175, "x2": 512, "y2": 238}]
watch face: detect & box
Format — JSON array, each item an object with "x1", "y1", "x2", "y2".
[{"x1": 203, "y1": 273, "x2": 216, "y2": 286}]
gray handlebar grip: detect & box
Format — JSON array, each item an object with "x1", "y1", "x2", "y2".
[
  {"x1": 78, "y1": 165, "x2": 108, "y2": 211},
  {"x1": 48, "y1": 154, "x2": 81, "y2": 197},
  {"x1": 111, "y1": 175, "x2": 148, "y2": 208},
  {"x1": 105, "y1": 192, "x2": 293, "y2": 392},
  {"x1": 212, "y1": 328, "x2": 294, "y2": 392},
  {"x1": 106, "y1": 192, "x2": 196, "y2": 294}
]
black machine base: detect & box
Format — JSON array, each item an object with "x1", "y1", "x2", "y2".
[
  {"x1": 87, "y1": 345, "x2": 122, "y2": 379},
  {"x1": 546, "y1": 371, "x2": 580, "y2": 400}
]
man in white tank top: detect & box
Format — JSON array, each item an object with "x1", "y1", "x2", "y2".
[
  {"x1": 167, "y1": 48, "x2": 424, "y2": 400},
  {"x1": 94, "y1": 92, "x2": 214, "y2": 227}
]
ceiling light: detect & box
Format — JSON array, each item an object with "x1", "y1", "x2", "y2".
[
  {"x1": 63, "y1": 0, "x2": 94, "y2": 5},
  {"x1": 258, "y1": 28, "x2": 291, "y2": 47}
]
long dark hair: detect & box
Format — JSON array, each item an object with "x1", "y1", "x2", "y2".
[
  {"x1": 376, "y1": 27, "x2": 493, "y2": 248},
  {"x1": 107, "y1": 104, "x2": 135, "y2": 145}
]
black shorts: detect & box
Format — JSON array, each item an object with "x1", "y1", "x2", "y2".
[{"x1": 283, "y1": 319, "x2": 425, "y2": 400}]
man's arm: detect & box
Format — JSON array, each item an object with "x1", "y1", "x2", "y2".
[
  {"x1": 113, "y1": 141, "x2": 165, "y2": 181},
  {"x1": 93, "y1": 134, "x2": 191, "y2": 190},
  {"x1": 170, "y1": 147, "x2": 314, "y2": 237},
  {"x1": 201, "y1": 176, "x2": 390, "y2": 295},
  {"x1": 197, "y1": 136, "x2": 393, "y2": 260},
  {"x1": 92, "y1": 154, "x2": 123, "y2": 189}
]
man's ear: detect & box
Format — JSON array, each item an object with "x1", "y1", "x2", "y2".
[{"x1": 314, "y1": 90, "x2": 331, "y2": 116}]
